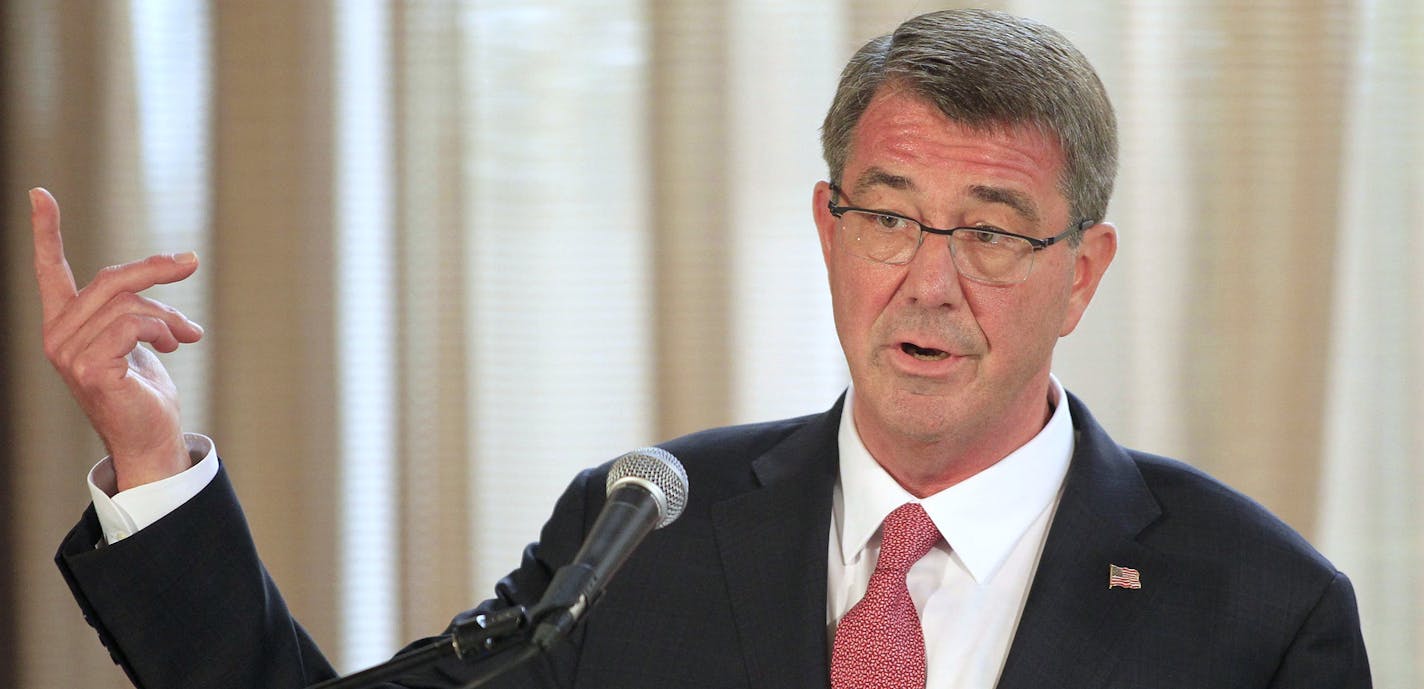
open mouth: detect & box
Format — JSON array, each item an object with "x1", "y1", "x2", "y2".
[{"x1": 901, "y1": 342, "x2": 950, "y2": 361}]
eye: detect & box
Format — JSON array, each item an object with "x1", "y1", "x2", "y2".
[
  {"x1": 966, "y1": 227, "x2": 1006, "y2": 244},
  {"x1": 872, "y1": 213, "x2": 908, "y2": 231}
]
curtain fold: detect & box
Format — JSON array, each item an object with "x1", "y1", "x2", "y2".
[
  {"x1": 1318, "y1": 1, "x2": 1424, "y2": 686},
  {"x1": 2, "y1": 1, "x2": 1419, "y2": 686},
  {"x1": 459, "y1": 0, "x2": 657, "y2": 610},
  {"x1": 206, "y1": 0, "x2": 344, "y2": 666},
  {"x1": 724, "y1": 0, "x2": 849, "y2": 425},
  {"x1": 650, "y1": 0, "x2": 733, "y2": 438},
  {"x1": 391, "y1": 0, "x2": 476, "y2": 650},
  {"x1": 3, "y1": 3, "x2": 199, "y2": 687}
]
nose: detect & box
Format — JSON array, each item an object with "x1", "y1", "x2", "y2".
[{"x1": 900, "y1": 234, "x2": 965, "y2": 308}]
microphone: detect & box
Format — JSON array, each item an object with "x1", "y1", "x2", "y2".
[{"x1": 528, "y1": 447, "x2": 688, "y2": 648}]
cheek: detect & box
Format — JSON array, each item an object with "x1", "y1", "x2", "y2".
[
  {"x1": 965, "y1": 280, "x2": 1068, "y2": 356},
  {"x1": 960, "y1": 287, "x2": 1008, "y2": 342},
  {"x1": 829, "y1": 258, "x2": 902, "y2": 340}
]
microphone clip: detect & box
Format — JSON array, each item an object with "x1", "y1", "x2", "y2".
[
  {"x1": 526, "y1": 562, "x2": 598, "y2": 649},
  {"x1": 450, "y1": 605, "x2": 532, "y2": 660}
]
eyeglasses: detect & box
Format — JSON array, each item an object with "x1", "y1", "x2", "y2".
[{"x1": 827, "y1": 184, "x2": 1094, "y2": 285}]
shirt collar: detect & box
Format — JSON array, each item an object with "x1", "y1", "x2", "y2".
[{"x1": 834, "y1": 375, "x2": 1075, "y2": 583}]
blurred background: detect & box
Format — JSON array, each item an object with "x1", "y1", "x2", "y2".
[{"x1": 1, "y1": 0, "x2": 1418, "y2": 686}]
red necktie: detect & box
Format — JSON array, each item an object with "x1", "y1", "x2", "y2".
[{"x1": 831, "y1": 502, "x2": 941, "y2": 689}]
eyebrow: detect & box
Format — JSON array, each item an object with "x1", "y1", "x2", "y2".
[
  {"x1": 849, "y1": 167, "x2": 1042, "y2": 225},
  {"x1": 851, "y1": 167, "x2": 914, "y2": 195},
  {"x1": 968, "y1": 185, "x2": 1040, "y2": 224}
]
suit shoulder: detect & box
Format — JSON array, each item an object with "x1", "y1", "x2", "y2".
[
  {"x1": 642, "y1": 410, "x2": 830, "y2": 498},
  {"x1": 1128, "y1": 450, "x2": 1337, "y2": 575},
  {"x1": 658, "y1": 412, "x2": 823, "y2": 467},
  {"x1": 579, "y1": 409, "x2": 831, "y2": 496}
]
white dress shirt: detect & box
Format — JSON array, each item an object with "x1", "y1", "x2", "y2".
[
  {"x1": 90, "y1": 379, "x2": 1075, "y2": 688},
  {"x1": 828, "y1": 375, "x2": 1074, "y2": 688},
  {"x1": 87, "y1": 433, "x2": 217, "y2": 544}
]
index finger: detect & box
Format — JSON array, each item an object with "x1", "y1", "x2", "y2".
[{"x1": 30, "y1": 187, "x2": 78, "y2": 322}]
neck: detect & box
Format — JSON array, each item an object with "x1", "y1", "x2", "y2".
[{"x1": 852, "y1": 380, "x2": 1056, "y2": 498}]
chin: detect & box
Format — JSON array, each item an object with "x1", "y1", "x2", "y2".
[{"x1": 878, "y1": 388, "x2": 971, "y2": 444}]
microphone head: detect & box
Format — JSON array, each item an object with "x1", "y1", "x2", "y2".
[{"x1": 606, "y1": 447, "x2": 688, "y2": 529}]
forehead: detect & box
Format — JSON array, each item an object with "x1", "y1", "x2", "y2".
[{"x1": 845, "y1": 88, "x2": 1067, "y2": 215}]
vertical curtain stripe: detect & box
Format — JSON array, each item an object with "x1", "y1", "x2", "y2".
[{"x1": 335, "y1": 0, "x2": 399, "y2": 672}]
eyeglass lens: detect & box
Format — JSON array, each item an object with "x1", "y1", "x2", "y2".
[{"x1": 838, "y1": 210, "x2": 1034, "y2": 284}]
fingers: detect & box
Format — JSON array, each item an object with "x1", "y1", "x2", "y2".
[
  {"x1": 70, "y1": 291, "x2": 202, "y2": 357},
  {"x1": 48, "y1": 290, "x2": 202, "y2": 372},
  {"x1": 30, "y1": 187, "x2": 79, "y2": 323},
  {"x1": 31, "y1": 187, "x2": 201, "y2": 337},
  {"x1": 31, "y1": 186, "x2": 204, "y2": 409},
  {"x1": 64, "y1": 316, "x2": 181, "y2": 394},
  {"x1": 47, "y1": 252, "x2": 201, "y2": 340}
]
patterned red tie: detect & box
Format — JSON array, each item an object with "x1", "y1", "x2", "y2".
[{"x1": 831, "y1": 502, "x2": 941, "y2": 689}]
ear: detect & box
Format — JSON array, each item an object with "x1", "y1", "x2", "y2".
[
  {"x1": 812, "y1": 181, "x2": 838, "y2": 267},
  {"x1": 1059, "y1": 221, "x2": 1117, "y2": 336}
]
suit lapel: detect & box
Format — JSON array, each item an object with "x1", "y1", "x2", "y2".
[
  {"x1": 996, "y1": 393, "x2": 1167, "y2": 689},
  {"x1": 711, "y1": 400, "x2": 841, "y2": 689}
]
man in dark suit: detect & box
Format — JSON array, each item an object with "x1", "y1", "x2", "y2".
[{"x1": 37, "y1": 9, "x2": 1369, "y2": 689}]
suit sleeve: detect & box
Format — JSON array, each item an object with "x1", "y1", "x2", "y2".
[
  {"x1": 1266, "y1": 571, "x2": 1372, "y2": 689},
  {"x1": 54, "y1": 461, "x2": 601, "y2": 689},
  {"x1": 56, "y1": 462, "x2": 337, "y2": 689}
]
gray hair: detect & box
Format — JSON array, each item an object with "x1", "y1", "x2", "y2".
[{"x1": 820, "y1": 9, "x2": 1118, "y2": 231}]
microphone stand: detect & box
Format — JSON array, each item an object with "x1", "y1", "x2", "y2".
[
  {"x1": 304, "y1": 564, "x2": 597, "y2": 689},
  {"x1": 305, "y1": 448, "x2": 685, "y2": 689},
  {"x1": 306, "y1": 605, "x2": 532, "y2": 689}
]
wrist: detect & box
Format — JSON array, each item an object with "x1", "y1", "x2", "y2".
[{"x1": 112, "y1": 435, "x2": 193, "y2": 492}]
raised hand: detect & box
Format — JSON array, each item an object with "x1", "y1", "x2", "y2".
[{"x1": 31, "y1": 188, "x2": 206, "y2": 491}]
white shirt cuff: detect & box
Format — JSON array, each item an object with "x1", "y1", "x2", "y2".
[{"x1": 86, "y1": 433, "x2": 219, "y2": 545}]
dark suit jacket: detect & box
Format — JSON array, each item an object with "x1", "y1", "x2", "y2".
[{"x1": 56, "y1": 393, "x2": 1371, "y2": 688}]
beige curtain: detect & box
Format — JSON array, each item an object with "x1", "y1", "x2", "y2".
[
  {"x1": 3, "y1": 2, "x2": 221, "y2": 687},
  {"x1": 2, "y1": 1, "x2": 1419, "y2": 687},
  {"x1": 1317, "y1": 0, "x2": 1424, "y2": 680}
]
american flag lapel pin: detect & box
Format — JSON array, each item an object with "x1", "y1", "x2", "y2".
[{"x1": 1109, "y1": 564, "x2": 1142, "y2": 589}]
